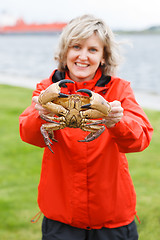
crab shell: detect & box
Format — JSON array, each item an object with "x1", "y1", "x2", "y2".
[{"x1": 37, "y1": 80, "x2": 111, "y2": 153}]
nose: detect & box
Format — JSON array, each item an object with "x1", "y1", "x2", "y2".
[{"x1": 78, "y1": 49, "x2": 88, "y2": 61}]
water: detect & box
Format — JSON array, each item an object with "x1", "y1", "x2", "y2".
[
  {"x1": 118, "y1": 34, "x2": 160, "y2": 94},
  {"x1": 0, "y1": 34, "x2": 59, "y2": 88},
  {"x1": 0, "y1": 33, "x2": 160, "y2": 95}
]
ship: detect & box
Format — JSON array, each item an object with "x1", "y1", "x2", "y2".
[{"x1": 0, "y1": 18, "x2": 67, "y2": 34}]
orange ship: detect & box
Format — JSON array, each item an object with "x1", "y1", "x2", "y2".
[{"x1": 0, "y1": 19, "x2": 67, "y2": 34}]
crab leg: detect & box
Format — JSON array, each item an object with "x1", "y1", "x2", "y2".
[
  {"x1": 85, "y1": 119, "x2": 107, "y2": 125},
  {"x1": 81, "y1": 118, "x2": 107, "y2": 125},
  {"x1": 80, "y1": 109, "x2": 109, "y2": 119},
  {"x1": 41, "y1": 102, "x2": 69, "y2": 117},
  {"x1": 78, "y1": 125, "x2": 106, "y2": 142},
  {"x1": 40, "y1": 120, "x2": 66, "y2": 153},
  {"x1": 40, "y1": 125, "x2": 54, "y2": 153},
  {"x1": 41, "y1": 114, "x2": 66, "y2": 125}
]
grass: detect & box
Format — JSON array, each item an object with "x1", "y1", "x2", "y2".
[
  {"x1": 0, "y1": 85, "x2": 43, "y2": 239},
  {"x1": 0, "y1": 84, "x2": 159, "y2": 239},
  {"x1": 127, "y1": 109, "x2": 160, "y2": 239}
]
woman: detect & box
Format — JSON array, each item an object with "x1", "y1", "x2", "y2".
[{"x1": 19, "y1": 15, "x2": 153, "y2": 240}]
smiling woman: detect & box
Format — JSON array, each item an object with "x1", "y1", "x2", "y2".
[{"x1": 19, "y1": 14, "x2": 153, "y2": 240}]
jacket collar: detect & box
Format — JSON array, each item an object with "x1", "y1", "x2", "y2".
[{"x1": 51, "y1": 69, "x2": 111, "y2": 93}]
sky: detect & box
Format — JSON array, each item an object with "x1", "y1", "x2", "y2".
[{"x1": 0, "y1": 0, "x2": 160, "y2": 30}]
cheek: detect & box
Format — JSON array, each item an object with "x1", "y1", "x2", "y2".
[
  {"x1": 67, "y1": 49, "x2": 77, "y2": 61},
  {"x1": 91, "y1": 58, "x2": 102, "y2": 67},
  {"x1": 66, "y1": 52, "x2": 76, "y2": 70},
  {"x1": 90, "y1": 53, "x2": 103, "y2": 64},
  {"x1": 66, "y1": 54, "x2": 72, "y2": 68}
]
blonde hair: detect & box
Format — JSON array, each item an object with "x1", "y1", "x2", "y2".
[{"x1": 54, "y1": 14, "x2": 121, "y2": 76}]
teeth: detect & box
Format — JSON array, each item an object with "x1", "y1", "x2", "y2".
[{"x1": 76, "y1": 63, "x2": 88, "y2": 67}]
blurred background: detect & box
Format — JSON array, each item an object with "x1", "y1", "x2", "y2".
[{"x1": 0, "y1": 0, "x2": 160, "y2": 109}]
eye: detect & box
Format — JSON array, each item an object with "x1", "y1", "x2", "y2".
[
  {"x1": 73, "y1": 45, "x2": 80, "y2": 50},
  {"x1": 89, "y1": 48, "x2": 97, "y2": 53}
]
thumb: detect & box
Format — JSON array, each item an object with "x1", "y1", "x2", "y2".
[{"x1": 32, "y1": 96, "x2": 39, "y2": 104}]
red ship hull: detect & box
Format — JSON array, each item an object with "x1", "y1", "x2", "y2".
[{"x1": 0, "y1": 19, "x2": 67, "y2": 34}]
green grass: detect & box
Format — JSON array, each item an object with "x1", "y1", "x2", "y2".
[
  {"x1": 0, "y1": 85, "x2": 43, "y2": 239},
  {"x1": 127, "y1": 109, "x2": 160, "y2": 239},
  {"x1": 0, "y1": 84, "x2": 159, "y2": 239}
]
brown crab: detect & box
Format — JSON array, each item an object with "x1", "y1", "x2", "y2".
[{"x1": 38, "y1": 79, "x2": 111, "y2": 153}]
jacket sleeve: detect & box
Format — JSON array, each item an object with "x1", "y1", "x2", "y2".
[
  {"x1": 108, "y1": 82, "x2": 153, "y2": 153},
  {"x1": 19, "y1": 80, "x2": 50, "y2": 148}
]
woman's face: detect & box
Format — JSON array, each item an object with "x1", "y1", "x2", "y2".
[{"x1": 66, "y1": 33, "x2": 105, "y2": 82}]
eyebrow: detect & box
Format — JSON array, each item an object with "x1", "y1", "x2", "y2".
[{"x1": 89, "y1": 45, "x2": 99, "y2": 48}]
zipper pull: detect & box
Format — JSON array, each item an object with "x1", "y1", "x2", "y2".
[
  {"x1": 136, "y1": 213, "x2": 141, "y2": 224},
  {"x1": 31, "y1": 211, "x2": 42, "y2": 223}
]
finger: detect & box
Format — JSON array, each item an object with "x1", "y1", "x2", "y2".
[
  {"x1": 109, "y1": 108, "x2": 123, "y2": 117},
  {"x1": 35, "y1": 104, "x2": 45, "y2": 111},
  {"x1": 111, "y1": 106, "x2": 123, "y2": 113},
  {"x1": 109, "y1": 112, "x2": 123, "y2": 118},
  {"x1": 110, "y1": 100, "x2": 121, "y2": 107},
  {"x1": 106, "y1": 107, "x2": 123, "y2": 120},
  {"x1": 32, "y1": 90, "x2": 45, "y2": 103},
  {"x1": 32, "y1": 96, "x2": 39, "y2": 103},
  {"x1": 105, "y1": 114, "x2": 122, "y2": 124}
]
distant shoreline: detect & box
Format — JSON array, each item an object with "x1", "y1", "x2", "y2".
[
  {"x1": 0, "y1": 30, "x2": 160, "y2": 36},
  {"x1": 115, "y1": 25, "x2": 160, "y2": 35},
  {"x1": 115, "y1": 31, "x2": 160, "y2": 35}
]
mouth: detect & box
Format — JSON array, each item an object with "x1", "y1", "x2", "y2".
[{"x1": 75, "y1": 62, "x2": 89, "y2": 68}]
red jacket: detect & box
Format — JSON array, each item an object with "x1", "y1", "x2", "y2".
[{"x1": 19, "y1": 69, "x2": 153, "y2": 229}]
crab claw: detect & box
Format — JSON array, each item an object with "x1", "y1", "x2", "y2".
[
  {"x1": 58, "y1": 80, "x2": 75, "y2": 97},
  {"x1": 79, "y1": 89, "x2": 111, "y2": 116},
  {"x1": 77, "y1": 89, "x2": 92, "y2": 109},
  {"x1": 58, "y1": 93, "x2": 69, "y2": 98},
  {"x1": 38, "y1": 79, "x2": 74, "y2": 105},
  {"x1": 59, "y1": 79, "x2": 74, "y2": 87},
  {"x1": 90, "y1": 91, "x2": 111, "y2": 116},
  {"x1": 77, "y1": 89, "x2": 92, "y2": 97}
]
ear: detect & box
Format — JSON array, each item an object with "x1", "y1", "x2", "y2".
[{"x1": 100, "y1": 59, "x2": 105, "y2": 66}]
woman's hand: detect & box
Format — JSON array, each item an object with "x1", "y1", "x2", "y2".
[
  {"x1": 105, "y1": 100, "x2": 123, "y2": 128},
  {"x1": 32, "y1": 95, "x2": 50, "y2": 115}
]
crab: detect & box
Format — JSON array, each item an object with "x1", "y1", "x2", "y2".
[{"x1": 38, "y1": 79, "x2": 111, "y2": 153}]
